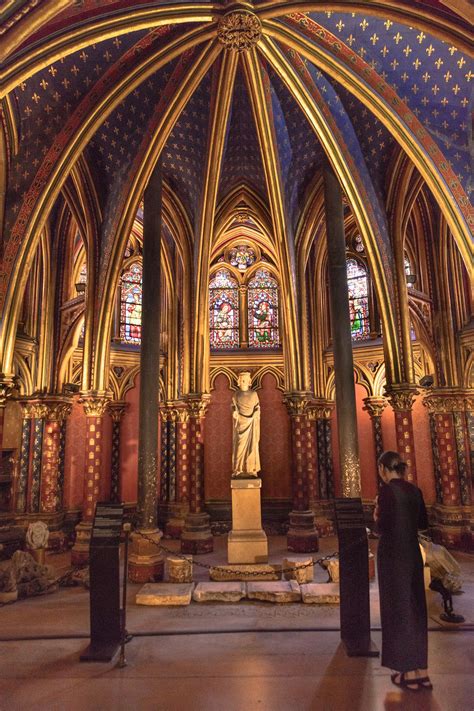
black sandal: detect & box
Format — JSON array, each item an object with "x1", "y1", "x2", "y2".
[
  {"x1": 390, "y1": 672, "x2": 421, "y2": 692},
  {"x1": 414, "y1": 676, "x2": 433, "y2": 690}
]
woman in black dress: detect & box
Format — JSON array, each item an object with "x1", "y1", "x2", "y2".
[{"x1": 375, "y1": 450, "x2": 433, "y2": 691}]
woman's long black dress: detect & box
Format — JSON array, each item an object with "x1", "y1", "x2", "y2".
[{"x1": 377, "y1": 478, "x2": 428, "y2": 672}]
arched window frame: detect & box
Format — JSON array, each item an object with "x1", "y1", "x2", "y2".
[
  {"x1": 208, "y1": 258, "x2": 281, "y2": 351},
  {"x1": 209, "y1": 267, "x2": 240, "y2": 350},
  {"x1": 345, "y1": 255, "x2": 372, "y2": 342},
  {"x1": 119, "y1": 258, "x2": 143, "y2": 346}
]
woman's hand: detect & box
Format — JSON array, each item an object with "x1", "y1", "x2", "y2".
[{"x1": 374, "y1": 495, "x2": 380, "y2": 523}]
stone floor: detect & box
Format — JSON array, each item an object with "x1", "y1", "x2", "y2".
[{"x1": 0, "y1": 535, "x2": 473, "y2": 711}]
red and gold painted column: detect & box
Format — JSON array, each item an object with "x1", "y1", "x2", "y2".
[
  {"x1": 0, "y1": 376, "x2": 15, "y2": 452},
  {"x1": 386, "y1": 386, "x2": 418, "y2": 483},
  {"x1": 181, "y1": 395, "x2": 213, "y2": 554},
  {"x1": 362, "y1": 396, "x2": 388, "y2": 487},
  {"x1": 40, "y1": 398, "x2": 72, "y2": 514},
  {"x1": 312, "y1": 399, "x2": 335, "y2": 537},
  {"x1": 424, "y1": 390, "x2": 473, "y2": 550},
  {"x1": 165, "y1": 403, "x2": 189, "y2": 538},
  {"x1": 285, "y1": 393, "x2": 318, "y2": 553},
  {"x1": 108, "y1": 401, "x2": 127, "y2": 504},
  {"x1": 71, "y1": 392, "x2": 109, "y2": 566}
]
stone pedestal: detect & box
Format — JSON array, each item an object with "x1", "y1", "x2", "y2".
[
  {"x1": 287, "y1": 510, "x2": 319, "y2": 553},
  {"x1": 71, "y1": 521, "x2": 92, "y2": 566},
  {"x1": 181, "y1": 512, "x2": 213, "y2": 554},
  {"x1": 227, "y1": 478, "x2": 268, "y2": 564},
  {"x1": 128, "y1": 529, "x2": 164, "y2": 583}
]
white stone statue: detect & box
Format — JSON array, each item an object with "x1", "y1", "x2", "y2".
[
  {"x1": 26, "y1": 521, "x2": 49, "y2": 550},
  {"x1": 232, "y1": 371, "x2": 261, "y2": 478}
]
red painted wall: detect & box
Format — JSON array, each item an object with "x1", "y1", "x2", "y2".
[
  {"x1": 120, "y1": 376, "x2": 140, "y2": 503},
  {"x1": 413, "y1": 394, "x2": 436, "y2": 504},
  {"x1": 204, "y1": 373, "x2": 233, "y2": 500},
  {"x1": 63, "y1": 397, "x2": 86, "y2": 510}
]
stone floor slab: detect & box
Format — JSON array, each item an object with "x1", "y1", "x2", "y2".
[
  {"x1": 136, "y1": 583, "x2": 194, "y2": 606},
  {"x1": 301, "y1": 582, "x2": 340, "y2": 604},
  {"x1": 247, "y1": 581, "x2": 301, "y2": 603},
  {"x1": 193, "y1": 582, "x2": 246, "y2": 603}
]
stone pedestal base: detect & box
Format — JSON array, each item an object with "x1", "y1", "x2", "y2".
[
  {"x1": 71, "y1": 521, "x2": 92, "y2": 566},
  {"x1": 164, "y1": 503, "x2": 189, "y2": 539},
  {"x1": 287, "y1": 510, "x2": 319, "y2": 553},
  {"x1": 181, "y1": 512, "x2": 213, "y2": 554},
  {"x1": 429, "y1": 504, "x2": 474, "y2": 552},
  {"x1": 228, "y1": 478, "x2": 268, "y2": 564},
  {"x1": 128, "y1": 529, "x2": 164, "y2": 583}
]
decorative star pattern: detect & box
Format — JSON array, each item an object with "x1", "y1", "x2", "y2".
[
  {"x1": 218, "y1": 66, "x2": 267, "y2": 203},
  {"x1": 161, "y1": 67, "x2": 213, "y2": 223},
  {"x1": 307, "y1": 11, "x2": 473, "y2": 197},
  {"x1": 5, "y1": 30, "x2": 150, "y2": 235}
]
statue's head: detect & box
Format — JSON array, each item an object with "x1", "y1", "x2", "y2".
[{"x1": 237, "y1": 371, "x2": 252, "y2": 390}]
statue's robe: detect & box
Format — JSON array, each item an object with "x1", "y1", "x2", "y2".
[{"x1": 232, "y1": 389, "x2": 260, "y2": 477}]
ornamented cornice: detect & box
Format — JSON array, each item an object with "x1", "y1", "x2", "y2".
[
  {"x1": 423, "y1": 389, "x2": 473, "y2": 414},
  {"x1": 385, "y1": 385, "x2": 418, "y2": 411},
  {"x1": 362, "y1": 396, "x2": 388, "y2": 419},
  {"x1": 79, "y1": 391, "x2": 110, "y2": 417},
  {"x1": 108, "y1": 401, "x2": 128, "y2": 422},
  {"x1": 18, "y1": 396, "x2": 72, "y2": 421},
  {"x1": 284, "y1": 392, "x2": 311, "y2": 417},
  {"x1": 310, "y1": 399, "x2": 335, "y2": 420},
  {"x1": 217, "y1": 10, "x2": 262, "y2": 52},
  {"x1": 187, "y1": 394, "x2": 211, "y2": 420}
]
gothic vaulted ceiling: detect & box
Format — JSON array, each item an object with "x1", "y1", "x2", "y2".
[{"x1": 0, "y1": 0, "x2": 473, "y2": 323}]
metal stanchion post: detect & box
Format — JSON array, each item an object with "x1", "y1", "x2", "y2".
[{"x1": 118, "y1": 522, "x2": 131, "y2": 668}]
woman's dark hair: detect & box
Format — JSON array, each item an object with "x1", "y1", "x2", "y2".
[{"x1": 378, "y1": 450, "x2": 408, "y2": 476}]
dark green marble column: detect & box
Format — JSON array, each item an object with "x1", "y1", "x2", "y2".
[{"x1": 323, "y1": 163, "x2": 361, "y2": 498}]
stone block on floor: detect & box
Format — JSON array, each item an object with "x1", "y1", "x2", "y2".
[
  {"x1": 301, "y1": 583, "x2": 340, "y2": 604},
  {"x1": 209, "y1": 564, "x2": 281, "y2": 581},
  {"x1": 283, "y1": 556, "x2": 314, "y2": 583},
  {"x1": 166, "y1": 555, "x2": 193, "y2": 583},
  {"x1": 246, "y1": 581, "x2": 301, "y2": 603},
  {"x1": 135, "y1": 583, "x2": 195, "y2": 606},
  {"x1": 193, "y1": 582, "x2": 246, "y2": 603}
]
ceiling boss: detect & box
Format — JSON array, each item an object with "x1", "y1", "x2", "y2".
[{"x1": 217, "y1": 9, "x2": 262, "y2": 52}]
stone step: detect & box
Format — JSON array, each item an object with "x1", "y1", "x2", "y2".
[
  {"x1": 247, "y1": 581, "x2": 301, "y2": 603},
  {"x1": 193, "y1": 582, "x2": 246, "y2": 602},
  {"x1": 136, "y1": 582, "x2": 195, "y2": 606},
  {"x1": 301, "y1": 582, "x2": 340, "y2": 604}
]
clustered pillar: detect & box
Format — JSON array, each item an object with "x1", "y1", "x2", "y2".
[
  {"x1": 424, "y1": 390, "x2": 472, "y2": 550},
  {"x1": 386, "y1": 386, "x2": 418, "y2": 483},
  {"x1": 285, "y1": 393, "x2": 319, "y2": 553}
]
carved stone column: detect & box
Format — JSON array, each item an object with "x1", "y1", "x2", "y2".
[
  {"x1": 71, "y1": 392, "x2": 109, "y2": 566},
  {"x1": 285, "y1": 393, "x2": 318, "y2": 553},
  {"x1": 423, "y1": 390, "x2": 473, "y2": 549},
  {"x1": 362, "y1": 396, "x2": 388, "y2": 486},
  {"x1": 28, "y1": 401, "x2": 49, "y2": 513},
  {"x1": 108, "y1": 401, "x2": 128, "y2": 504},
  {"x1": 181, "y1": 394, "x2": 213, "y2": 554},
  {"x1": 386, "y1": 385, "x2": 418, "y2": 483},
  {"x1": 323, "y1": 162, "x2": 361, "y2": 498},
  {"x1": 0, "y1": 376, "x2": 15, "y2": 451},
  {"x1": 40, "y1": 398, "x2": 72, "y2": 513},
  {"x1": 128, "y1": 160, "x2": 164, "y2": 583}
]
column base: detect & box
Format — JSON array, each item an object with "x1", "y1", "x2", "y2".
[
  {"x1": 164, "y1": 503, "x2": 189, "y2": 539},
  {"x1": 429, "y1": 504, "x2": 473, "y2": 551},
  {"x1": 71, "y1": 521, "x2": 92, "y2": 566},
  {"x1": 287, "y1": 510, "x2": 319, "y2": 553},
  {"x1": 181, "y1": 512, "x2": 213, "y2": 554},
  {"x1": 128, "y1": 529, "x2": 164, "y2": 583}
]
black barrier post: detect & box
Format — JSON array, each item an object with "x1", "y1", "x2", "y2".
[
  {"x1": 80, "y1": 502, "x2": 124, "y2": 662},
  {"x1": 334, "y1": 497, "x2": 379, "y2": 657},
  {"x1": 118, "y1": 523, "x2": 131, "y2": 668}
]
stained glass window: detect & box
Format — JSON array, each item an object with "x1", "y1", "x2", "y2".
[
  {"x1": 120, "y1": 262, "x2": 142, "y2": 344},
  {"x1": 78, "y1": 263, "x2": 87, "y2": 283},
  {"x1": 228, "y1": 245, "x2": 256, "y2": 272},
  {"x1": 404, "y1": 254, "x2": 411, "y2": 276},
  {"x1": 209, "y1": 269, "x2": 239, "y2": 349},
  {"x1": 346, "y1": 258, "x2": 370, "y2": 341},
  {"x1": 248, "y1": 269, "x2": 280, "y2": 348}
]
